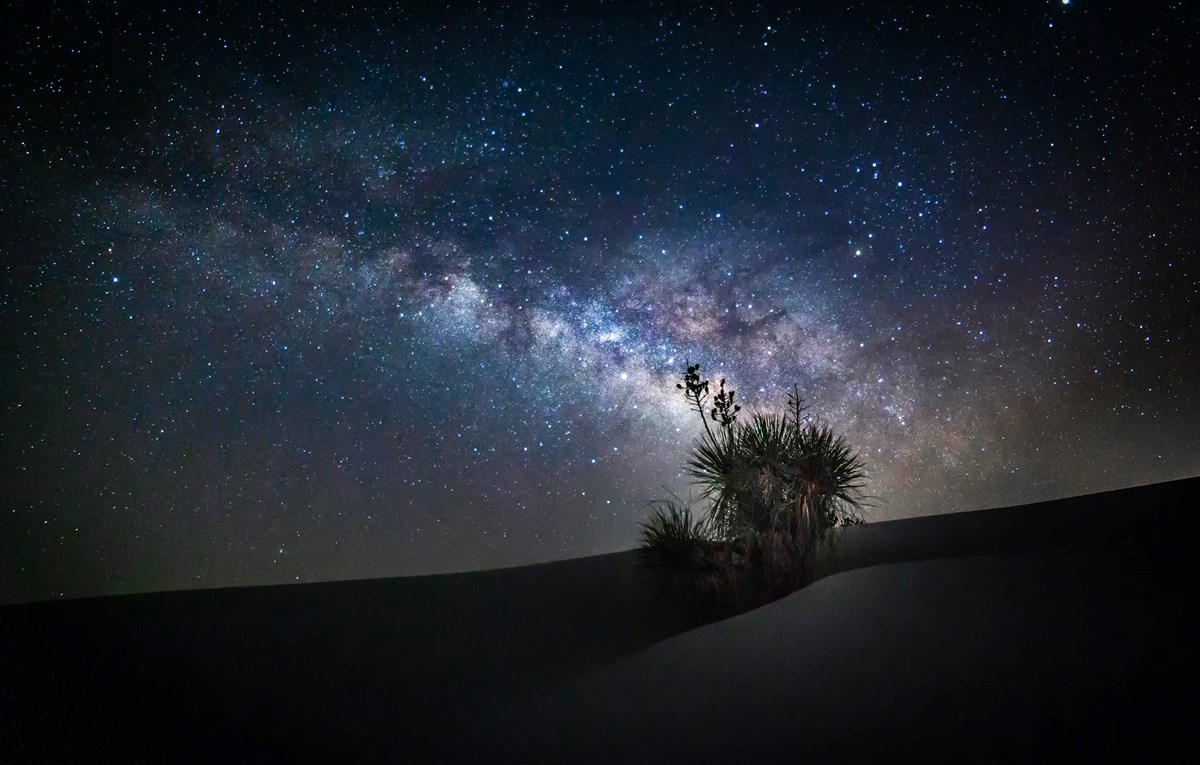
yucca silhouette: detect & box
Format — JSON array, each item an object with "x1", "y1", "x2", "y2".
[{"x1": 639, "y1": 365, "x2": 868, "y2": 612}]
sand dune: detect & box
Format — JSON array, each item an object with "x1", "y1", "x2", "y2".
[
  {"x1": 2, "y1": 477, "x2": 1195, "y2": 762},
  {"x1": 486, "y1": 553, "x2": 1185, "y2": 761}
]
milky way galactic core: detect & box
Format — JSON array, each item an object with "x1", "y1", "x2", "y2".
[{"x1": 3, "y1": 2, "x2": 1196, "y2": 602}]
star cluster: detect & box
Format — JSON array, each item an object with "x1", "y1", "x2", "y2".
[{"x1": 2, "y1": 1, "x2": 1196, "y2": 602}]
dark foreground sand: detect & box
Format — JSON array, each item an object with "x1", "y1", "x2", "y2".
[{"x1": 2, "y1": 477, "x2": 1196, "y2": 762}]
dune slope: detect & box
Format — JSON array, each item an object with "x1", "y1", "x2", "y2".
[{"x1": 483, "y1": 551, "x2": 1188, "y2": 761}]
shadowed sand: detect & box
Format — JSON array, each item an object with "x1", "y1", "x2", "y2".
[{"x1": 2, "y1": 477, "x2": 1195, "y2": 762}]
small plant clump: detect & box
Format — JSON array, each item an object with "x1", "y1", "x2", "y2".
[{"x1": 638, "y1": 363, "x2": 869, "y2": 614}]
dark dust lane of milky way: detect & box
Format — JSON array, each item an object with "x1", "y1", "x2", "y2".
[{"x1": 2, "y1": 1, "x2": 1196, "y2": 602}]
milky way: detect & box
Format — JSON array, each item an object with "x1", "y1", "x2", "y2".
[{"x1": 3, "y1": 1, "x2": 1197, "y2": 602}]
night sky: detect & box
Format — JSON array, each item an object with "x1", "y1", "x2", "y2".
[{"x1": 3, "y1": 1, "x2": 1197, "y2": 603}]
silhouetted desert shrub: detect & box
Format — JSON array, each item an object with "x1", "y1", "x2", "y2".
[
  {"x1": 637, "y1": 499, "x2": 715, "y2": 571},
  {"x1": 638, "y1": 363, "x2": 869, "y2": 614}
]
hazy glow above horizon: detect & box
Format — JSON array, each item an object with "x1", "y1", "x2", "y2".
[{"x1": 3, "y1": 2, "x2": 1196, "y2": 602}]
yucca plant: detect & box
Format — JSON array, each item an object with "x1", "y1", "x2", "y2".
[
  {"x1": 636, "y1": 499, "x2": 714, "y2": 572},
  {"x1": 639, "y1": 365, "x2": 870, "y2": 614},
  {"x1": 636, "y1": 498, "x2": 737, "y2": 608},
  {"x1": 684, "y1": 384, "x2": 867, "y2": 540},
  {"x1": 790, "y1": 419, "x2": 869, "y2": 530}
]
